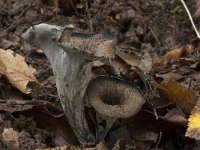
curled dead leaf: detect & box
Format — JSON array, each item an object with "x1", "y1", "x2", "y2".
[
  {"x1": 156, "y1": 81, "x2": 198, "y2": 113},
  {"x1": 116, "y1": 50, "x2": 140, "y2": 67},
  {"x1": 153, "y1": 44, "x2": 195, "y2": 68},
  {"x1": 0, "y1": 49, "x2": 38, "y2": 94}
]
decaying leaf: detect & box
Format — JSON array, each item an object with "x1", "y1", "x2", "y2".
[
  {"x1": 156, "y1": 81, "x2": 198, "y2": 113},
  {"x1": 186, "y1": 100, "x2": 200, "y2": 140},
  {"x1": 0, "y1": 100, "x2": 78, "y2": 146},
  {"x1": 116, "y1": 50, "x2": 140, "y2": 67},
  {"x1": 112, "y1": 139, "x2": 126, "y2": 150},
  {"x1": 194, "y1": 0, "x2": 200, "y2": 17},
  {"x1": 2, "y1": 128, "x2": 20, "y2": 150},
  {"x1": 155, "y1": 72, "x2": 184, "y2": 81},
  {"x1": 0, "y1": 49, "x2": 38, "y2": 94},
  {"x1": 160, "y1": 108, "x2": 187, "y2": 126},
  {"x1": 36, "y1": 145, "x2": 81, "y2": 150},
  {"x1": 153, "y1": 44, "x2": 195, "y2": 67},
  {"x1": 35, "y1": 142, "x2": 108, "y2": 150}
]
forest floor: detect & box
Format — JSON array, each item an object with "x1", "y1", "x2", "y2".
[{"x1": 0, "y1": 0, "x2": 200, "y2": 149}]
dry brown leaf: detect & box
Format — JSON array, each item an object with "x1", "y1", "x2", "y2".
[
  {"x1": 155, "y1": 72, "x2": 184, "y2": 81},
  {"x1": 194, "y1": 0, "x2": 200, "y2": 17},
  {"x1": 85, "y1": 141, "x2": 108, "y2": 150},
  {"x1": 112, "y1": 139, "x2": 126, "y2": 150},
  {"x1": 2, "y1": 128, "x2": 20, "y2": 150},
  {"x1": 116, "y1": 50, "x2": 140, "y2": 67},
  {"x1": 35, "y1": 142, "x2": 107, "y2": 150},
  {"x1": 186, "y1": 100, "x2": 200, "y2": 140},
  {"x1": 0, "y1": 100, "x2": 78, "y2": 146},
  {"x1": 36, "y1": 145, "x2": 81, "y2": 150},
  {"x1": 153, "y1": 44, "x2": 195, "y2": 67},
  {"x1": 156, "y1": 81, "x2": 198, "y2": 113},
  {"x1": 0, "y1": 49, "x2": 38, "y2": 94},
  {"x1": 160, "y1": 108, "x2": 187, "y2": 126}
]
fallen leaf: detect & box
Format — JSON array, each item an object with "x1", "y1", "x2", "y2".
[
  {"x1": 36, "y1": 145, "x2": 81, "y2": 150},
  {"x1": 0, "y1": 49, "x2": 38, "y2": 94},
  {"x1": 0, "y1": 100, "x2": 78, "y2": 146},
  {"x1": 116, "y1": 49, "x2": 140, "y2": 67},
  {"x1": 36, "y1": 141, "x2": 107, "y2": 150},
  {"x1": 112, "y1": 139, "x2": 126, "y2": 150},
  {"x1": 156, "y1": 81, "x2": 198, "y2": 113},
  {"x1": 153, "y1": 44, "x2": 195, "y2": 67},
  {"x1": 186, "y1": 100, "x2": 200, "y2": 140},
  {"x1": 2, "y1": 128, "x2": 19, "y2": 150},
  {"x1": 160, "y1": 108, "x2": 187, "y2": 126},
  {"x1": 85, "y1": 141, "x2": 108, "y2": 150},
  {"x1": 128, "y1": 126, "x2": 158, "y2": 142},
  {"x1": 194, "y1": 0, "x2": 200, "y2": 17},
  {"x1": 155, "y1": 72, "x2": 184, "y2": 81}
]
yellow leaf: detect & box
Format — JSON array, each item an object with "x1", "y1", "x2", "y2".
[
  {"x1": 186, "y1": 100, "x2": 200, "y2": 140},
  {"x1": 156, "y1": 81, "x2": 198, "y2": 113},
  {"x1": 0, "y1": 49, "x2": 38, "y2": 94}
]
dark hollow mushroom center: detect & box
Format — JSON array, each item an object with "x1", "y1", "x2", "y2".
[{"x1": 100, "y1": 90, "x2": 124, "y2": 106}]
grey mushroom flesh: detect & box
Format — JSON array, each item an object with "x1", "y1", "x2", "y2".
[{"x1": 86, "y1": 76, "x2": 145, "y2": 141}]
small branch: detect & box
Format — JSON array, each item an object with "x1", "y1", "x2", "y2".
[
  {"x1": 6, "y1": 1, "x2": 33, "y2": 31},
  {"x1": 180, "y1": 0, "x2": 200, "y2": 38},
  {"x1": 85, "y1": 0, "x2": 93, "y2": 32},
  {"x1": 68, "y1": 0, "x2": 80, "y2": 16}
]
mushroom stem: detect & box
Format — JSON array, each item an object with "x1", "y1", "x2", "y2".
[
  {"x1": 96, "y1": 113, "x2": 116, "y2": 141},
  {"x1": 21, "y1": 24, "x2": 95, "y2": 146},
  {"x1": 56, "y1": 52, "x2": 94, "y2": 145}
]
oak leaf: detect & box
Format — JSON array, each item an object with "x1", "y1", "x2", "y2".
[{"x1": 0, "y1": 49, "x2": 38, "y2": 94}]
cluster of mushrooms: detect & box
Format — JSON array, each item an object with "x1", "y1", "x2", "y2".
[{"x1": 22, "y1": 23, "x2": 146, "y2": 146}]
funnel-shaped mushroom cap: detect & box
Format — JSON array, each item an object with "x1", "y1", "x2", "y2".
[
  {"x1": 86, "y1": 76, "x2": 145, "y2": 118},
  {"x1": 59, "y1": 32, "x2": 117, "y2": 61},
  {"x1": 21, "y1": 23, "x2": 74, "y2": 48}
]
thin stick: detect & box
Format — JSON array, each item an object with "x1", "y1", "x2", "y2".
[
  {"x1": 180, "y1": 0, "x2": 200, "y2": 38},
  {"x1": 85, "y1": 0, "x2": 93, "y2": 32},
  {"x1": 6, "y1": 1, "x2": 33, "y2": 31}
]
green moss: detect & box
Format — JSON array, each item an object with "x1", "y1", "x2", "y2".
[{"x1": 170, "y1": 5, "x2": 183, "y2": 14}]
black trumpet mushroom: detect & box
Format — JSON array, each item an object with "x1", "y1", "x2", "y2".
[
  {"x1": 21, "y1": 23, "x2": 116, "y2": 146},
  {"x1": 86, "y1": 76, "x2": 145, "y2": 141}
]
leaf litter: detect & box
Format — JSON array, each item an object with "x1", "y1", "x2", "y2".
[{"x1": 0, "y1": 0, "x2": 200, "y2": 149}]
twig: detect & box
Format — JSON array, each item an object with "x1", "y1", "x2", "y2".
[
  {"x1": 6, "y1": 1, "x2": 33, "y2": 31},
  {"x1": 147, "y1": 25, "x2": 161, "y2": 46},
  {"x1": 154, "y1": 132, "x2": 162, "y2": 149},
  {"x1": 180, "y1": 0, "x2": 200, "y2": 38},
  {"x1": 85, "y1": 0, "x2": 93, "y2": 32},
  {"x1": 68, "y1": 0, "x2": 80, "y2": 16}
]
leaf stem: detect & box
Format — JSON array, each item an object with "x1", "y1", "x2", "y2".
[{"x1": 180, "y1": 0, "x2": 200, "y2": 38}]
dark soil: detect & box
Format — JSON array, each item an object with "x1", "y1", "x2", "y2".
[{"x1": 0, "y1": 0, "x2": 199, "y2": 149}]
